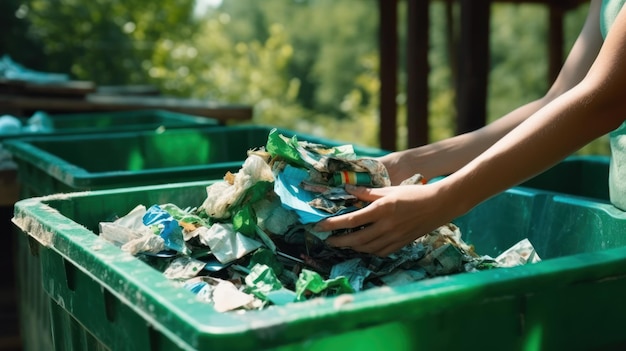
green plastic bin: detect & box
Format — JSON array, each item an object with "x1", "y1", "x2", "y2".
[
  {"x1": 2, "y1": 109, "x2": 219, "y2": 203},
  {"x1": 2, "y1": 108, "x2": 220, "y2": 201},
  {"x1": 520, "y1": 155, "x2": 610, "y2": 201},
  {"x1": 0, "y1": 109, "x2": 218, "y2": 350},
  {"x1": 3, "y1": 125, "x2": 387, "y2": 198},
  {"x1": 7, "y1": 127, "x2": 387, "y2": 351},
  {"x1": 11, "y1": 181, "x2": 626, "y2": 351}
]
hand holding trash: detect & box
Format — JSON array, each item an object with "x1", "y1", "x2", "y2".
[
  {"x1": 317, "y1": 177, "x2": 462, "y2": 257},
  {"x1": 376, "y1": 150, "x2": 438, "y2": 186}
]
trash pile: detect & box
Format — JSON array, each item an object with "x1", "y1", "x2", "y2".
[
  {"x1": 99, "y1": 128, "x2": 540, "y2": 313},
  {"x1": 0, "y1": 111, "x2": 54, "y2": 134}
]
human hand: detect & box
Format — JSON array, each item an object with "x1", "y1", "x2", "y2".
[{"x1": 314, "y1": 183, "x2": 456, "y2": 257}]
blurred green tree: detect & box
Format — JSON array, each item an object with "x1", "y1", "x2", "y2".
[
  {"x1": 17, "y1": 0, "x2": 197, "y2": 84},
  {"x1": 3, "y1": 0, "x2": 602, "y2": 154},
  {"x1": 0, "y1": 0, "x2": 46, "y2": 69}
]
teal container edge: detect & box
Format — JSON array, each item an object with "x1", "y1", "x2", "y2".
[
  {"x1": 12, "y1": 180, "x2": 626, "y2": 351},
  {"x1": 0, "y1": 109, "x2": 219, "y2": 140},
  {"x1": 520, "y1": 154, "x2": 611, "y2": 201}
]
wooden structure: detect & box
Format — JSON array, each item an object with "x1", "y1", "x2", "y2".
[
  {"x1": 0, "y1": 79, "x2": 253, "y2": 124},
  {"x1": 0, "y1": 93, "x2": 253, "y2": 124},
  {"x1": 379, "y1": 0, "x2": 589, "y2": 151}
]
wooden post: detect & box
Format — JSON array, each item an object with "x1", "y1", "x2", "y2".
[
  {"x1": 406, "y1": 0, "x2": 430, "y2": 148},
  {"x1": 456, "y1": 0, "x2": 491, "y2": 134},
  {"x1": 548, "y1": 3, "x2": 565, "y2": 84}
]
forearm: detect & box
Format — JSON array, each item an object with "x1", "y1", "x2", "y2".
[
  {"x1": 384, "y1": 96, "x2": 551, "y2": 182},
  {"x1": 439, "y1": 83, "x2": 625, "y2": 218},
  {"x1": 441, "y1": 0, "x2": 626, "y2": 217},
  {"x1": 386, "y1": 1, "x2": 603, "y2": 184}
]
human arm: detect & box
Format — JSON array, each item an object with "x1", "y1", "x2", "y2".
[
  {"x1": 318, "y1": 0, "x2": 626, "y2": 256},
  {"x1": 381, "y1": 0, "x2": 604, "y2": 184}
]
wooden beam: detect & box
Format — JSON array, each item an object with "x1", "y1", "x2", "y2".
[
  {"x1": 548, "y1": 4, "x2": 565, "y2": 84},
  {"x1": 379, "y1": 0, "x2": 398, "y2": 151},
  {"x1": 456, "y1": 0, "x2": 491, "y2": 134},
  {"x1": 378, "y1": 0, "x2": 586, "y2": 147},
  {"x1": 406, "y1": 0, "x2": 430, "y2": 148}
]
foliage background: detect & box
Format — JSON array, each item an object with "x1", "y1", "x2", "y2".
[{"x1": 1, "y1": 0, "x2": 607, "y2": 154}]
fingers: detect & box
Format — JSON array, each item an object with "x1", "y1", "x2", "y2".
[
  {"x1": 316, "y1": 185, "x2": 398, "y2": 231},
  {"x1": 325, "y1": 222, "x2": 377, "y2": 248},
  {"x1": 325, "y1": 221, "x2": 398, "y2": 256},
  {"x1": 314, "y1": 203, "x2": 376, "y2": 233},
  {"x1": 344, "y1": 184, "x2": 394, "y2": 201},
  {"x1": 314, "y1": 185, "x2": 412, "y2": 256}
]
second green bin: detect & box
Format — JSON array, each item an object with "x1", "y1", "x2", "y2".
[{"x1": 3, "y1": 109, "x2": 219, "y2": 137}]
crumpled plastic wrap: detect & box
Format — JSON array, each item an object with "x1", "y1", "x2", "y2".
[
  {"x1": 200, "y1": 154, "x2": 274, "y2": 219},
  {"x1": 0, "y1": 111, "x2": 54, "y2": 170}
]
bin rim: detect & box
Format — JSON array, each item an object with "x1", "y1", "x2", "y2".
[{"x1": 0, "y1": 108, "x2": 220, "y2": 140}]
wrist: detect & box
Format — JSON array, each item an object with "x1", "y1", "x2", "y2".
[{"x1": 431, "y1": 175, "x2": 480, "y2": 221}]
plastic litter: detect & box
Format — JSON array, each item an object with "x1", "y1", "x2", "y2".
[
  {"x1": 98, "y1": 128, "x2": 541, "y2": 313},
  {"x1": 0, "y1": 111, "x2": 54, "y2": 170}
]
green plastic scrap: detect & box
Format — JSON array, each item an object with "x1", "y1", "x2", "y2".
[
  {"x1": 265, "y1": 128, "x2": 356, "y2": 168},
  {"x1": 244, "y1": 264, "x2": 355, "y2": 306},
  {"x1": 232, "y1": 205, "x2": 257, "y2": 237},
  {"x1": 242, "y1": 264, "x2": 296, "y2": 306},
  {"x1": 245, "y1": 264, "x2": 284, "y2": 300},
  {"x1": 247, "y1": 248, "x2": 284, "y2": 276},
  {"x1": 266, "y1": 128, "x2": 305, "y2": 166},
  {"x1": 159, "y1": 203, "x2": 210, "y2": 227},
  {"x1": 230, "y1": 181, "x2": 274, "y2": 238},
  {"x1": 295, "y1": 269, "x2": 354, "y2": 302}
]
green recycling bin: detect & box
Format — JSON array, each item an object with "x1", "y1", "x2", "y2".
[
  {"x1": 1, "y1": 109, "x2": 219, "y2": 203},
  {"x1": 0, "y1": 108, "x2": 219, "y2": 350},
  {"x1": 11, "y1": 180, "x2": 626, "y2": 351},
  {"x1": 6, "y1": 126, "x2": 387, "y2": 351}
]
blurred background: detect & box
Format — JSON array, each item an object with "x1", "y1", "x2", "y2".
[{"x1": 0, "y1": 0, "x2": 605, "y2": 153}]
